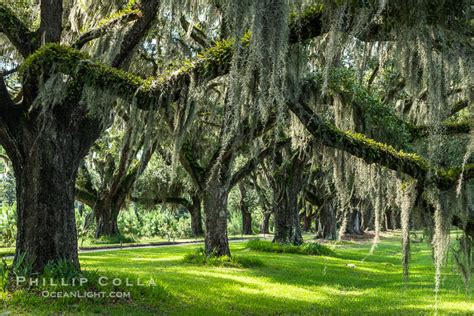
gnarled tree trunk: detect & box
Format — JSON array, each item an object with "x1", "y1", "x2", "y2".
[
  {"x1": 203, "y1": 159, "x2": 232, "y2": 256},
  {"x1": 94, "y1": 198, "x2": 123, "y2": 238},
  {"x1": 92, "y1": 142, "x2": 156, "y2": 239},
  {"x1": 302, "y1": 206, "x2": 313, "y2": 232},
  {"x1": 272, "y1": 152, "x2": 304, "y2": 245}
]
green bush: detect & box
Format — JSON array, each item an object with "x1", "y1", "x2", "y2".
[
  {"x1": 0, "y1": 204, "x2": 17, "y2": 246},
  {"x1": 183, "y1": 248, "x2": 264, "y2": 268},
  {"x1": 43, "y1": 259, "x2": 83, "y2": 283},
  {"x1": 76, "y1": 206, "x2": 194, "y2": 243},
  {"x1": 90, "y1": 235, "x2": 137, "y2": 245},
  {"x1": 246, "y1": 239, "x2": 334, "y2": 256},
  {"x1": 141, "y1": 210, "x2": 192, "y2": 241}
]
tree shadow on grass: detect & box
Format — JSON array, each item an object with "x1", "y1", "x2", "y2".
[{"x1": 73, "y1": 244, "x2": 471, "y2": 315}]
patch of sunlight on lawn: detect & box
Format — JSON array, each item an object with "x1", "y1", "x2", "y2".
[{"x1": 181, "y1": 269, "x2": 328, "y2": 302}]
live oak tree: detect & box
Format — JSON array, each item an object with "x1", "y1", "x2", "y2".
[{"x1": 0, "y1": 0, "x2": 161, "y2": 272}]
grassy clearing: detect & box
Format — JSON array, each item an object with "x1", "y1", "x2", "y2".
[
  {"x1": 246, "y1": 239, "x2": 334, "y2": 256},
  {"x1": 1, "y1": 232, "x2": 473, "y2": 315}
]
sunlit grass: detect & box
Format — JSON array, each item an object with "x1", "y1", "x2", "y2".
[
  {"x1": 0, "y1": 247, "x2": 14, "y2": 257},
  {"x1": 1, "y1": 232, "x2": 473, "y2": 315}
]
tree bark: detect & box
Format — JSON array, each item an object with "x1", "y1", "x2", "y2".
[
  {"x1": 203, "y1": 159, "x2": 232, "y2": 256},
  {"x1": 272, "y1": 152, "x2": 304, "y2": 245},
  {"x1": 239, "y1": 183, "x2": 252, "y2": 235},
  {"x1": 189, "y1": 194, "x2": 204, "y2": 236}
]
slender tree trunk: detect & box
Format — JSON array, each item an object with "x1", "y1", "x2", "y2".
[
  {"x1": 203, "y1": 160, "x2": 232, "y2": 256},
  {"x1": 10, "y1": 109, "x2": 101, "y2": 273},
  {"x1": 261, "y1": 211, "x2": 271, "y2": 234},
  {"x1": 239, "y1": 183, "x2": 252, "y2": 235},
  {"x1": 272, "y1": 153, "x2": 304, "y2": 245},
  {"x1": 302, "y1": 206, "x2": 312, "y2": 232},
  {"x1": 316, "y1": 203, "x2": 337, "y2": 240},
  {"x1": 189, "y1": 194, "x2": 204, "y2": 236}
]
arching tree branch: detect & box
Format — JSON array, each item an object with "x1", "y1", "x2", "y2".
[
  {"x1": 111, "y1": 0, "x2": 161, "y2": 68},
  {"x1": 287, "y1": 100, "x2": 473, "y2": 190},
  {"x1": 72, "y1": 11, "x2": 141, "y2": 50},
  {"x1": 0, "y1": 4, "x2": 36, "y2": 57},
  {"x1": 75, "y1": 186, "x2": 98, "y2": 208}
]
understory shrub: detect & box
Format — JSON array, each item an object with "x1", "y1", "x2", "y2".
[
  {"x1": 75, "y1": 206, "x2": 194, "y2": 243},
  {"x1": 0, "y1": 258, "x2": 8, "y2": 292},
  {"x1": 183, "y1": 248, "x2": 264, "y2": 268},
  {"x1": 246, "y1": 239, "x2": 334, "y2": 256},
  {"x1": 118, "y1": 208, "x2": 193, "y2": 241}
]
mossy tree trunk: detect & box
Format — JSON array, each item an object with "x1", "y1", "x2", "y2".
[
  {"x1": 385, "y1": 208, "x2": 400, "y2": 230},
  {"x1": 3, "y1": 105, "x2": 101, "y2": 273},
  {"x1": 203, "y1": 158, "x2": 232, "y2": 256},
  {"x1": 77, "y1": 137, "x2": 157, "y2": 239}
]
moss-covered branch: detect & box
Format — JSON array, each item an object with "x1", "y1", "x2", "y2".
[
  {"x1": 230, "y1": 138, "x2": 290, "y2": 189},
  {"x1": 20, "y1": 4, "x2": 327, "y2": 109},
  {"x1": 72, "y1": 11, "x2": 140, "y2": 50},
  {"x1": 410, "y1": 121, "x2": 471, "y2": 139},
  {"x1": 0, "y1": 4, "x2": 36, "y2": 57},
  {"x1": 288, "y1": 100, "x2": 472, "y2": 190}
]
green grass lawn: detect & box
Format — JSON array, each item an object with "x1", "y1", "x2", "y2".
[{"x1": 1, "y1": 233, "x2": 473, "y2": 315}]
